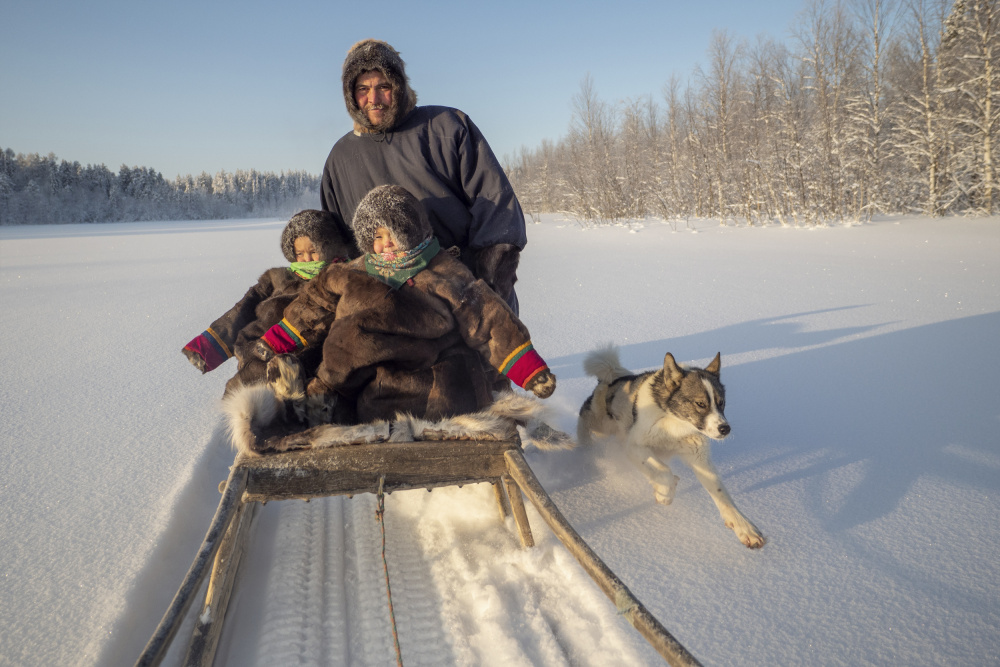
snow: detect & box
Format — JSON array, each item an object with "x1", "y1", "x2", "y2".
[{"x1": 1, "y1": 215, "x2": 998, "y2": 666}]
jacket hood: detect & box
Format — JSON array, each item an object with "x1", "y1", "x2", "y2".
[
  {"x1": 281, "y1": 210, "x2": 352, "y2": 262},
  {"x1": 352, "y1": 185, "x2": 432, "y2": 253},
  {"x1": 342, "y1": 39, "x2": 418, "y2": 133}
]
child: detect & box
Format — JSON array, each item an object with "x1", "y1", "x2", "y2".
[
  {"x1": 256, "y1": 185, "x2": 555, "y2": 423},
  {"x1": 183, "y1": 209, "x2": 352, "y2": 396}
]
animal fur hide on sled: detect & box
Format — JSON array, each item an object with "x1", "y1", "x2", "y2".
[{"x1": 222, "y1": 384, "x2": 574, "y2": 456}]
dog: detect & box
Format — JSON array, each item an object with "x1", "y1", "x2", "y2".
[{"x1": 577, "y1": 347, "x2": 764, "y2": 549}]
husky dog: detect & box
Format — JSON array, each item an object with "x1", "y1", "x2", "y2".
[{"x1": 578, "y1": 347, "x2": 764, "y2": 549}]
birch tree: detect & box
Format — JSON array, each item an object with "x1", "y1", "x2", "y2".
[
  {"x1": 568, "y1": 75, "x2": 624, "y2": 222},
  {"x1": 698, "y1": 30, "x2": 747, "y2": 221},
  {"x1": 847, "y1": 0, "x2": 901, "y2": 219},
  {"x1": 940, "y1": 0, "x2": 1000, "y2": 213},
  {"x1": 796, "y1": 0, "x2": 861, "y2": 219},
  {"x1": 893, "y1": 0, "x2": 952, "y2": 214}
]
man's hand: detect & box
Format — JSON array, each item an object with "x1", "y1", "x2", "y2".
[{"x1": 526, "y1": 370, "x2": 556, "y2": 398}]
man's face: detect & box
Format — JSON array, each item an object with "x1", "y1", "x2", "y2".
[{"x1": 354, "y1": 70, "x2": 393, "y2": 128}]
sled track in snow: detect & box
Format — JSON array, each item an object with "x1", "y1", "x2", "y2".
[
  {"x1": 249, "y1": 495, "x2": 456, "y2": 666},
  {"x1": 246, "y1": 486, "x2": 656, "y2": 666},
  {"x1": 253, "y1": 498, "x2": 346, "y2": 665},
  {"x1": 376, "y1": 496, "x2": 456, "y2": 666},
  {"x1": 233, "y1": 486, "x2": 658, "y2": 666}
]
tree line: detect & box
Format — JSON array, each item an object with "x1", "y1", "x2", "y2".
[
  {"x1": 0, "y1": 148, "x2": 320, "y2": 225},
  {"x1": 504, "y1": 0, "x2": 999, "y2": 225}
]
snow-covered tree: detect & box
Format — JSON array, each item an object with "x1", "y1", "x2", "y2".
[
  {"x1": 0, "y1": 147, "x2": 321, "y2": 225},
  {"x1": 940, "y1": 0, "x2": 1000, "y2": 213},
  {"x1": 845, "y1": 0, "x2": 901, "y2": 219}
]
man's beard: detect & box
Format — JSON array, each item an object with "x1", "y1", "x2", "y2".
[{"x1": 365, "y1": 103, "x2": 397, "y2": 131}]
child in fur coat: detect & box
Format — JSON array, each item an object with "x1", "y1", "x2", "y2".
[
  {"x1": 256, "y1": 185, "x2": 556, "y2": 424},
  {"x1": 182, "y1": 209, "x2": 352, "y2": 396}
]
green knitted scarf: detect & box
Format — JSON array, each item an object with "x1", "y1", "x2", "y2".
[
  {"x1": 289, "y1": 260, "x2": 328, "y2": 280},
  {"x1": 364, "y1": 237, "x2": 440, "y2": 289}
]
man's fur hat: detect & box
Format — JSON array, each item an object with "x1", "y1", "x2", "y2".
[
  {"x1": 342, "y1": 39, "x2": 418, "y2": 132},
  {"x1": 352, "y1": 185, "x2": 433, "y2": 253},
  {"x1": 281, "y1": 210, "x2": 352, "y2": 262}
]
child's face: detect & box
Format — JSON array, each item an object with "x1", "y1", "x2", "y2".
[
  {"x1": 293, "y1": 237, "x2": 324, "y2": 262},
  {"x1": 372, "y1": 227, "x2": 397, "y2": 254}
]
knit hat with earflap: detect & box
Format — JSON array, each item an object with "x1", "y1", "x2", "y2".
[
  {"x1": 342, "y1": 39, "x2": 418, "y2": 132},
  {"x1": 280, "y1": 210, "x2": 352, "y2": 263},
  {"x1": 352, "y1": 185, "x2": 433, "y2": 253}
]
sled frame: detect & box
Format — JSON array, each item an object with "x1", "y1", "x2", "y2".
[{"x1": 136, "y1": 437, "x2": 701, "y2": 667}]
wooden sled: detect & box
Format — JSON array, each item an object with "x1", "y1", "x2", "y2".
[{"x1": 136, "y1": 434, "x2": 702, "y2": 667}]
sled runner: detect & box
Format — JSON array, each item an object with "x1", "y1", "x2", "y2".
[{"x1": 136, "y1": 432, "x2": 702, "y2": 667}]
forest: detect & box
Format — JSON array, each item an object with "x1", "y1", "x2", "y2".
[
  {"x1": 504, "y1": 0, "x2": 999, "y2": 225},
  {"x1": 0, "y1": 148, "x2": 319, "y2": 225}
]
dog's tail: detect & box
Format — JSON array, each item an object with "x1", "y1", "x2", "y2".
[
  {"x1": 222, "y1": 383, "x2": 281, "y2": 454},
  {"x1": 583, "y1": 345, "x2": 630, "y2": 385}
]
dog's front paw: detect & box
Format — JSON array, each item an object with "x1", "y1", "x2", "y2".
[
  {"x1": 654, "y1": 489, "x2": 675, "y2": 505},
  {"x1": 726, "y1": 515, "x2": 766, "y2": 549},
  {"x1": 652, "y1": 473, "x2": 680, "y2": 505},
  {"x1": 649, "y1": 469, "x2": 681, "y2": 505}
]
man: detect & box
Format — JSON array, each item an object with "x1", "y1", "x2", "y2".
[{"x1": 321, "y1": 39, "x2": 527, "y2": 313}]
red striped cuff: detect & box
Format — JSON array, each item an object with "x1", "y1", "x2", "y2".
[
  {"x1": 499, "y1": 342, "x2": 548, "y2": 389},
  {"x1": 183, "y1": 328, "x2": 232, "y2": 372},
  {"x1": 261, "y1": 318, "x2": 307, "y2": 355}
]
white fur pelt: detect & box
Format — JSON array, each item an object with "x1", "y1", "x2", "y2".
[
  {"x1": 221, "y1": 386, "x2": 574, "y2": 456},
  {"x1": 391, "y1": 392, "x2": 574, "y2": 449},
  {"x1": 222, "y1": 384, "x2": 283, "y2": 455},
  {"x1": 271, "y1": 420, "x2": 392, "y2": 452}
]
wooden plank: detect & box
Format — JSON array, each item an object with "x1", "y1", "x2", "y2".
[
  {"x1": 503, "y1": 475, "x2": 534, "y2": 548},
  {"x1": 135, "y1": 467, "x2": 249, "y2": 667},
  {"x1": 183, "y1": 500, "x2": 260, "y2": 666},
  {"x1": 503, "y1": 449, "x2": 703, "y2": 667},
  {"x1": 492, "y1": 481, "x2": 511, "y2": 521},
  {"x1": 239, "y1": 440, "x2": 519, "y2": 502}
]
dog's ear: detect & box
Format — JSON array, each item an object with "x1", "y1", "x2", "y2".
[
  {"x1": 663, "y1": 353, "x2": 684, "y2": 385},
  {"x1": 705, "y1": 352, "x2": 722, "y2": 377}
]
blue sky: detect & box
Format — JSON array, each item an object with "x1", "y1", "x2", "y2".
[{"x1": 2, "y1": 0, "x2": 806, "y2": 179}]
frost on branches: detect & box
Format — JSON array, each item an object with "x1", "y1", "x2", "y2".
[{"x1": 504, "y1": 0, "x2": 1000, "y2": 225}]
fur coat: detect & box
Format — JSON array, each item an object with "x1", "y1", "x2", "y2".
[
  {"x1": 183, "y1": 267, "x2": 324, "y2": 396},
  {"x1": 322, "y1": 39, "x2": 526, "y2": 313},
  {"x1": 182, "y1": 210, "x2": 350, "y2": 396},
  {"x1": 264, "y1": 251, "x2": 549, "y2": 423}
]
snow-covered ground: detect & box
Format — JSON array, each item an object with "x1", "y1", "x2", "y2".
[{"x1": 1, "y1": 214, "x2": 998, "y2": 666}]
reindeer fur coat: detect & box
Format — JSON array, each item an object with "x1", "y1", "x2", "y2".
[{"x1": 273, "y1": 250, "x2": 547, "y2": 423}]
